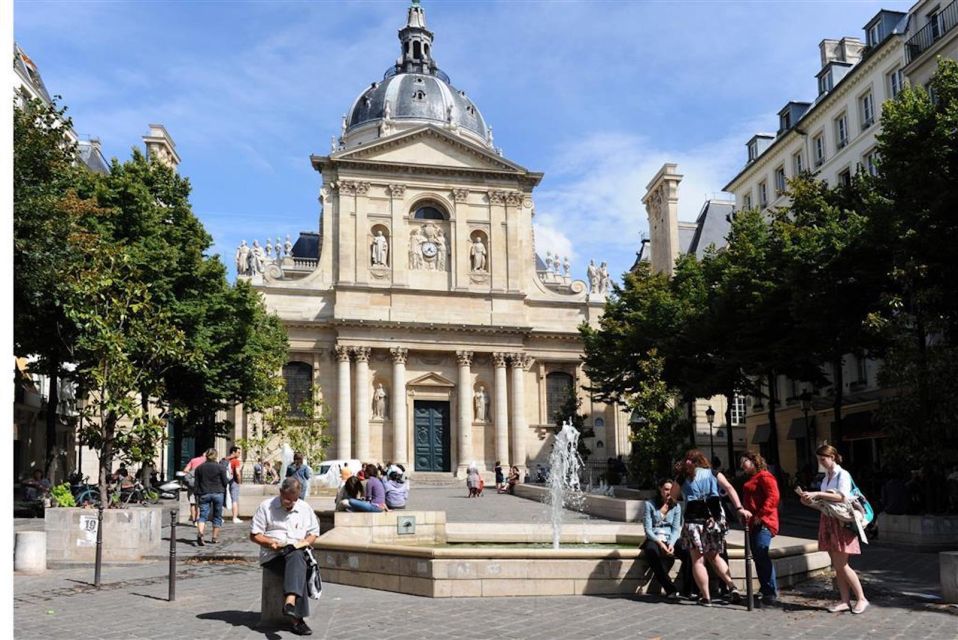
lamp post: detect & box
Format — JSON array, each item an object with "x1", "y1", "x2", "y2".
[
  {"x1": 800, "y1": 391, "x2": 813, "y2": 467},
  {"x1": 705, "y1": 405, "x2": 716, "y2": 465}
]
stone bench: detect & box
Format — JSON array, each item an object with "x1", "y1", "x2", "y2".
[{"x1": 15, "y1": 531, "x2": 47, "y2": 574}]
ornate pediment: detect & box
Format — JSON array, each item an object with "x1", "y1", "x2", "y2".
[
  {"x1": 328, "y1": 126, "x2": 529, "y2": 174},
  {"x1": 406, "y1": 371, "x2": 456, "y2": 388}
]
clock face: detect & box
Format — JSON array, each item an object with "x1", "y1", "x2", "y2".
[{"x1": 421, "y1": 241, "x2": 438, "y2": 258}]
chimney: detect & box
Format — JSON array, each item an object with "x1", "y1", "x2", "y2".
[
  {"x1": 819, "y1": 37, "x2": 864, "y2": 69},
  {"x1": 142, "y1": 124, "x2": 181, "y2": 171}
]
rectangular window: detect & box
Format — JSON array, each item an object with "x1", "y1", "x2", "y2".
[
  {"x1": 793, "y1": 151, "x2": 804, "y2": 175},
  {"x1": 856, "y1": 355, "x2": 868, "y2": 384},
  {"x1": 863, "y1": 149, "x2": 879, "y2": 176},
  {"x1": 818, "y1": 73, "x2": 832, "y2": 96},
  {"x1": 814, "y1": 133, "x2": 826, "y2": 167},
  {"x1": 774, "y1": 165, "x2": 787, "y2": 196},
  {"x1": 838, "y1": 168, "x2": 852, "y2": 186},
  {"x1": 780, "y1": 112, "x2": 791, "y2": 131},
  {"x1": 929, "y1": 8, "x2": 942, "y2": 39},
  {"x1": 758, "y1": 180, "x2": 768, "y2": 207},
  {"x1": 860, "y1": 92, "x2": 875, "y2": 129},
  {"x1": 742, "y1": 192, "x2": 752, "y2": 210},
  {"x1": 748, "y1": 141, "x2": 758, "y2": 162},
  {"x1": 867, "y1": 23, "x2": 881, "y2": 47},
  {"x1": 730, "y1": 395, "x2": 746, "y2": 425},
  {"x1": 888, "y1": 68, "x2": 903, "y2": 98},
  {"x1": 835, "y1": 113, "x2": 848, "y2": 148}
]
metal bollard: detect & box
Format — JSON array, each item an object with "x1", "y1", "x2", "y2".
[
  {"x1": 94, "y1": 505, "x2": 104, "y2": 588},
  {"x1": 743, "y1": 521, "x2": 754, "y2": 611},
  {"x1": 169, "y1": 508, "x2": 177, "y2": 602}
]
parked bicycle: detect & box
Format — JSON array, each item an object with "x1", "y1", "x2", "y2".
[
  {"x1": 114, "y1": 479, "x2": 160, "y2": 507},
  {"x1": 70, "y1": 474, "x2": 101, "y2": 507}
]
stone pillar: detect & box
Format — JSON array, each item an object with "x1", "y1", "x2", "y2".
[
  {"x1": 353, "y1": 347, "x2": 371, "y2": 462},
  {"x1": 510, "y1": 353, "x2": 530, "y2": 472},
  {"x1": 456, "y1": 350, "x2": 474, "y2": 474},
  {"x1": 493, "y1": 353, "x2": 510, "y2": 467},
  {"x1": 390, "y1": 347, "x2": 409, "y2": 465},
  {"x1": 335, "y1": 346, "x2": 352, "y2": 460}
]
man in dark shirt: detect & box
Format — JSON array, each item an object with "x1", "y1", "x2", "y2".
[{"x1": 195, "y1": 448, "x2": 229, "y2": 546}]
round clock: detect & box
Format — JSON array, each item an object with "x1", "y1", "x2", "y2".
[{"x1": 421, "y1": 241, "x2": 438, "y2": 259}]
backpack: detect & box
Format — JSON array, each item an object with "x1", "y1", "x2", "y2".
[{"x1": 847, "y1": 472, "x2": 875, "y2": 525}]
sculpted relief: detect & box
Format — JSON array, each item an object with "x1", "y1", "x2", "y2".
[{"x1": 408, "y1": 222, "x2": 448, "y2": 271}]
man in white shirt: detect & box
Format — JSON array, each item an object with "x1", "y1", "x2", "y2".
[{"x1": 250, "y1": 477, "x2": 320, "y2": 636}]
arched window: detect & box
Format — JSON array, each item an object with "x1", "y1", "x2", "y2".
[
  {"x1": 413, "y1": 205, "x2": 446, "y2": 220},
  {"x1": 283, "y1": 362, "x2": 313, "y2": 417},
  {"x1": 413, "y1": 41, "x2": 422, "y2": 59},
  {"x1": 546, "y1": 372, "x2": 574, "y2": 423}
]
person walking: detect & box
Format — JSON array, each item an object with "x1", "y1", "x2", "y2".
[
  {"x1": 641, "y1": 477, "x2": 685, "y2": 599},
  {"x1": 673, "y1": 449, "x2": 746, "y2": 606},
  {"x1": 740, "y1": 451, "x2": 780, "y2": 606},
  {"x1": 183, "y1": 450, "x2": 207, "y2": 524},
  {"x1": 227, "y1": 445, "x2": 243, "y2": 523},
  {"x1": 466, "y1": 464, "x2": 482, "y2": 498},
  {"x1": 285, "y1": 452, "x2": 313, "y2": 501},
  {"x1": 250, "y1": 477, "x2": 320, "y2": 636},
  {"x1": 194, "y1": 448, "x2": 229, "y2": 546},
  {"x1": 800, "y1": 444, "x2": 869, "y2": 614}
]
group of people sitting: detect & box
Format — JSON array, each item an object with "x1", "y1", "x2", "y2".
[{"x1": 335, "y1": 462, "x2": 409, "y2": 512}]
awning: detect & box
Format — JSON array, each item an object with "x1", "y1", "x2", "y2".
[
  {"x1": 787, "y1": 416, "x2": 816, "y2": 440},
  {"x1": 836, "y1": 411, "x2": 885, "y2": 441},
  {"x1": 752, "y1": 423, "x2": 771, "y2": 444}
]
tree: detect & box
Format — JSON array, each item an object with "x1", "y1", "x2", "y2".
[{"x1": 252, "y1": 383, "x2": 333, "y2": 467}]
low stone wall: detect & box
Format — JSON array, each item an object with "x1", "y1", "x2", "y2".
[
  {"x1": 941, "y1": 551, "x2": 958, "y2": 604},
  {"x1": 878, "y1": 513, "x2": 958, "y2": 551},
  {"x1": 45, "y1": 507, "x2": 163, "y2": 562},
  {"x1": 513, "y1": 484, "x2": 647, "y2": 522}
]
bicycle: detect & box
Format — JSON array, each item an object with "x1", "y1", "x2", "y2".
[{"x1": 115, "y1": 479, "x2": 160, "y2": 507}]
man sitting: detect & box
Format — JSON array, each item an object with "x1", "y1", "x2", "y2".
[{"x1": 249, "y1": 477, "x2": 320, "y2": 636}]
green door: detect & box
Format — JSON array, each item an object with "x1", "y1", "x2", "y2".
[{"x1": 414, "y1": 401, "x2": 450, "y2": 472}]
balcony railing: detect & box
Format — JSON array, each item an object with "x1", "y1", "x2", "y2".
[{"x1": 906, "y1": 0, "x2": 958, "y2": 64}]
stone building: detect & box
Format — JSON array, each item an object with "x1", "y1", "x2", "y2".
[{"x1": 240, "y1": 2, "x2": 628, "y2": 476}]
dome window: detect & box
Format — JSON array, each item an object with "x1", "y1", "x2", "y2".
[
  {"x1": 413, "y1": 90, "x2": 426, "y2": 100},
  {"x1": 413, "y1": 205, "x2": 446, "y2": 220},
  {"x1": 466, "y1": 106, "x2": 475, "y2": 115}
]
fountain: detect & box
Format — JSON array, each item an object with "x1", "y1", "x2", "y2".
[{"x1": 547, "y1": 421, "x2": 584, "y2": 548}]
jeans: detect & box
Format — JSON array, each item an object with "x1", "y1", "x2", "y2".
[
  {"x1": 347, "y1": 498, "x2": 383, "y2": 513},
  {"x1": 750, "y1": 525, "x2": 778, "y2": 598},
  {"x1": 198, "y1": 492, "x2": 224, "y2": 527}
]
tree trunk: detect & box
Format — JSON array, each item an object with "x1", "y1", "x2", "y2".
[
  {"x1": 831, "y1": 356, "x2": 845, "y2": 458},
  {"x1": 766, "y1": 372, "x2": 780, "y2": 466},
  {"x1": 44, "y1": 366, "x2": 60, "y2": 482},
  {"x1": 140, "y1": 391, "x2": 153, "y2": 490},
  {"x1": 687, "y1": 399, "x2": 697, "y2": 448},
  {"x1": 99, "y1": 408, "x2": 115, "y2": 509},
  {"x1": 725, "y1": 386, "x2": 735, "y2": 470}
]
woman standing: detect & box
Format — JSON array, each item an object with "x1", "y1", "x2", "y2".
[
  {"x1": 673, "y1": 449, "x2": 746, "y2": 606},
  {"x1": 740, "y1": 452, "x2": 780, "y2": 606},
  {"x1": 800, "y1": 444, "x2": 869, "y2": 614},
  {"x1": 641, "y1": 477, "x2": 685, "y2": 599},
  {"x1": 466, "y1": 465, "x2": 482, "y2": 498}
]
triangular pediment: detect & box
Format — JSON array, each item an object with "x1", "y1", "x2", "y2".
[
  {"x1": 333, "y1": 126, "x2": 527, "y2": 174},
  {"x1": 406, "y1": 371, "x2": 456, "y2": 388}
]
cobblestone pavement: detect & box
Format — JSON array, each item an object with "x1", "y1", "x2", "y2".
[{"x1": 14, "y1": 488, "x2": 956, "y2": 639}]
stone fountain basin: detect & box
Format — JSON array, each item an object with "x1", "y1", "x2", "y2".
[{"x1": 315, "y1": 512, "x2": 831, "y2": 598}]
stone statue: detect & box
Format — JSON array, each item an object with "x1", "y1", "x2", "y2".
[
  {"x1": 587, "y1": 260, "x2": 599, "y2": 292},
  {"x1": 599, "y1": 261, "x2": 611, "y2": 294},
  {"x1": 470, "y1": 237, "x2": 487, "y2": 272},
  {"x1": 473, "y1": 385, "x2": 488, "y2": 422},
  {"x1": 276, "y1": 237, "x2": 283, "y2": 258},
  {"x1": 284, "y1": 234, "x2": 294, "y2": 258},
  {"x1": 436, "y1": 230, "x2": 447, "y2": 271},
  {"x1": 330, "y1": 136, "x2": 338, "y2": 153},
  {"x1": 409, "y1": 227, "x2": 425, "y2": 270},
  {"x1": 487, "y1": 126, "x2": 494, "y2": 147},
  {"x1": 373, "y1": 383, "x2": 387, "y2": 419},
  {"x1": 235, "y1": 240, "x2": 250, "y2": 276},
  {"x1": 250, "y1": 240, "x2": 266, "y2": 275},
  {"x1": 545, "y1": 251, "x2": 553, "y2": 272},
  {"x1": 371, "y1": 230, "x2": 389, "y2": 266},
  {"x1": 265, "y1": 239, "x2": 273, "y2": 259},
  {"x1": 563, "y1": 256, "x2": 571, "y2": 276},
  {"x1": 341, "y1": 114, "x2": 348, "y2": 137}
]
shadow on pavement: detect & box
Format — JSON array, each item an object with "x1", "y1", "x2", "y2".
[
  {"x1": 196, "y1": 610, "x2": 283, "y2": 639},
  {"x1": 130, "y1": 592, "x2": 169, "y2": 602}
]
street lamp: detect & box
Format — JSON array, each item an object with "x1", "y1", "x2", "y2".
[{"x1": 705, "y1": 405, "x2": 716, "y2": 465}]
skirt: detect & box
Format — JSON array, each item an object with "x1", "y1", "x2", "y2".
[
  {"x1": 818, "y1": 515, "x2": 861, "y2": 554},
  {"x1": 682, "y1": 518, "x2": 728, "y2": 555}
]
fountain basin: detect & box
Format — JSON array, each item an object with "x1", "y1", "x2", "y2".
[{"x1": 315, "y1": 512, "x2": 831, "y2": 598}]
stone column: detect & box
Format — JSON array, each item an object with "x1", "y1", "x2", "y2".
[
  {"x1": 335, "y1": 346, "x2": 352, "y2": 460},
  {"x1": 510, "y1": 353, "x2": 530, "y2": 472},
  {"x1": 353, "y1": 347, "x2": 371, "y2": 462},
  {"x1": 390, "y1": 347, "x2": 409, "y2": 465},
  {"x1": 493, "y1": 352, "x2": 510, "y2": 466},
  {"x1": 456, "y1": 350, "x2": 474, "y2": 474}
]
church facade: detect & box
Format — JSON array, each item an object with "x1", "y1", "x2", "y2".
[{"x1": 238, "y1": 2, "x2": 629, "y2": 476}]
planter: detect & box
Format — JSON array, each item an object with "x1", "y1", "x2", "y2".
[
  {"x1": 45, "y1": 506, "x2": 164, "y2": 563},
  {"x1": 877, "y1": 513, "x2": 958, "y2": 551}
]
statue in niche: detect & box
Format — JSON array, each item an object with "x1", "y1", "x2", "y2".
[
  {"x1": 473, "y1": 385, "x2": 489, "y2": 422},
  {"x1": 587, "y1": 259, "x2": 599, "y2": 292},
  {"x1": 235, "y1": 240, "x2": 250, "y2": 276},
  {"x1": 373, "y1": 384, "x2": 387, "y2": 419},
  {"x1": 250, "y1": 241, "x2": 266, "y2": 275},
  {"x1": 599, "y1": 262, "x2": 611, "y2": 294},
  {"x1": 284, "y1": 234, "x2": 294, "y2": 258},
  {"x1": 436, "y1": 230, "x2": 447, "y2": 271},
  {"x1": 470, "y1": 237, "x2": 487, "y2": 272},
  {"x1": 409, "y1": 227, "x2": 425, "y2": 270},
  {"x1": 371, "y1": 230, "x2": 389, "y2": 266}
]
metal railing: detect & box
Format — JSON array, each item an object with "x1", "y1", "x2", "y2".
[{"x1": 906, "y1": 1, "x2": 957, "y2": 63}]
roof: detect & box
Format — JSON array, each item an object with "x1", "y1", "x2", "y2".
[
  {"x1": 77, "y1": 141, "x2": 110, "y2": 175},
  {"x1": 13, "y1": 43, "x2": 52, "y2": 104},
  {"x1": 686, "y1": 200, "x2": 734, "y2": 257}
]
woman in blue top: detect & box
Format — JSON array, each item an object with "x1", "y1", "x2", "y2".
[
  {"x1": 672, "y1": 449, "x2": 748, "y2": 606},
  {"x1": 642, "y1": 477, "x2": 685, "y2": 599}
]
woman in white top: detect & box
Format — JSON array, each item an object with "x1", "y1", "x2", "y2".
[{"x1": 800, "y1": 444, "x2": 869, "y2": 614}]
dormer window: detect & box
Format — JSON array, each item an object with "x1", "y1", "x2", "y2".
[
  {"x1": 818, "y1": 72, "x2": 833, "y2": 96},
  {"x1": 748, "y1": 140, "x2": 758, "y2": 162},
  {"x1": 413, "y1": 90, "x2": 426, "y2": 100},
  {"x1": 466, "y1": 105, "x2": 476, "y2": 115},
  {"x1": 780, "y1": 111, "x2": 791, "y2": 131},
  {"x1": 866, "y1": 22, "x2": 881, "y2": 47}
]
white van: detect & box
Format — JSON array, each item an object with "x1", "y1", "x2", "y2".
[{"x1": 313, "y1": 459, "x2": 362, "y2": 488}]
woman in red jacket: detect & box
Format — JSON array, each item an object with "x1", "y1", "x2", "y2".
[{"x1": 740, "y1": 451, "x2": 780, "y2": 606}]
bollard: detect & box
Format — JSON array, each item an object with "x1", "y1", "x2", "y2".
[
  {"x1": 743, "y1": 521, "x2": 754, "y2": 611},
  {"x1": 94, "y1": 505, "x2": 104, "y2": 588},
  {"x1": 14, "y1": 531, "x2": 47, "y2": 574},
  {"x1": 169, "y1": 508, "x2": 177, "y2": 602}
]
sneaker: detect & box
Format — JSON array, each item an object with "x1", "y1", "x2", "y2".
[
  {"x1": 827, "y1": 602, "x2": 851, "y2": 613},
  {"x1": 728, "y1": 588, "x2": 743, "y2": 605},
  {"x1": 291, "y1": 619, "x2": 312, "y2": 636},
  {"x1": 232, "y1": 517, "x2": 242, "y2": 524},
  {"x1": 698, "y1": 598, "x2": 713, "y2": 608},
  {"x1": 666, "y1": 591, "x2": 681, "y2": 601}
]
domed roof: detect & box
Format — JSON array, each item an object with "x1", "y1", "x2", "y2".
[
  {"x1": 347, "y1": 70, "x2": 489, "y2": 141},
  {"x1": 340, "y1": 1, "x2": 493, "y2": 149}
]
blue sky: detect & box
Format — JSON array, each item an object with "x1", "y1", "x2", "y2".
[{"x1": 13, "y1": 0, "x2": 906, "y2": 283}]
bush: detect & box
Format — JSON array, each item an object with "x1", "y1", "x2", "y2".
[{"x1": 50, "y1": 483, "x2": 76, "y2": 507}]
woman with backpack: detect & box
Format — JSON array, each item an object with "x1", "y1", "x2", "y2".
[{"x1": 799, "y1": 444, "x2": 869, "y2": 614}]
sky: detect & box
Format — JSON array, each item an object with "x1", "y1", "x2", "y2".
[{"x1": 13, "y1": 0, "x2": 909, "y2": 284}]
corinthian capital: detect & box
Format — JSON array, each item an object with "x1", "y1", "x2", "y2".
[
  {"x1": 504, "y1": 192, "x2": 523, "y2": 206},
  {"x1": 456, "y1": 350, "x2": 474, "y2": 367},
  {"x1": 509, "y1": 353, "x2": 531, "y2": 369},
  {"x1": 334, "y1": 345, "x2": 351, "y2": 362},
  {"x1": 452, "y1": 188, "x2": 469, "y2": 203},
  {"x1": 352, "y1": 346, "x2": 371, "y2": 362},
  {"x1": 487, "y1": 190, "x2": 506, "y2": 205},
  {"x1": 492, "y1": 352, "x2": 509, "y2": 368},
  {"x1": 387, "y1": 184, "x2": 406, "y2": 198},
  {"x1": 390, "y1": 347, "x2": 409, "y2": 364}
]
